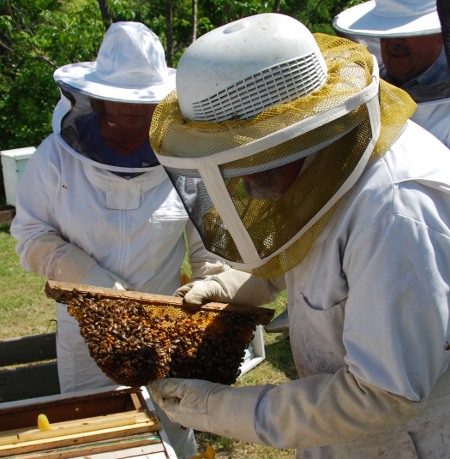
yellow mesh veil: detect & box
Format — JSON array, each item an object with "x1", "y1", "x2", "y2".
[{"x1": 151, "y1": 34, "x2": 416, "y2": 278}]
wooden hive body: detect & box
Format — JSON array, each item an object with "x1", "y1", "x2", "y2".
[{"x1": 0, "y1": 386, "x2": 176, "y2": 458}]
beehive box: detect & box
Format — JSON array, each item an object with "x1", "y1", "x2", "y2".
[
  {"x1": 0, "y1": 386, "x2": 177, "y2": 458},
  {"x1": 239, "y1": 325, "x2": 265, "y2": 376},
  {"x1": 45, "y1": 281, "x2": 274, "y2": 388},
  {"x1": 1, "y1": 147, "x2": 35, "y2": 206}
]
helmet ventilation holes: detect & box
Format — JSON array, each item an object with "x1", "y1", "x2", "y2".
[{"x1": 191, "y1": 53, "x2": 327, "y2": 122}]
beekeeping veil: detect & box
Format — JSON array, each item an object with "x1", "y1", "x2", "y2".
[{"x1": 151, "y1": 13, "x2": 416, "y2": 278}]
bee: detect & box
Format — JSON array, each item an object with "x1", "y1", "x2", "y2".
[{"x1": 445, "y1": 341, "x2": 450, "y2": 351}]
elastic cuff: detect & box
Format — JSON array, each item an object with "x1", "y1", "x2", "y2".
[{"x1": 207, "y1": 384, "x2": 266, "y2": 444}]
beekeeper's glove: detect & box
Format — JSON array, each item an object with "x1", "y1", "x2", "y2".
[
  {"x1": 151, "y1": 370, "x2": 423, "y2": 451},
  {"x1": 81, "y1": 264, "x2": 130, "y2": 290},
  {"x1": 174, "y1": 269, "x2": 285, "y2": 307},
  {"x1": 174, "y1": 280, "x2": 228, "y2": 305},
  {"x1": 149, "y1": 378, "x2": 263, "y2": 445}
]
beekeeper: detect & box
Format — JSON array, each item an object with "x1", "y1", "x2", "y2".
[
  {"x1": 333, "y1": 0, "x2": 450, "y2": 148},
  {"x1": 149, "y1": 13, "x2": 450, "y2": 458},
  {"x1": 10, "y1": 21, "x2": 226, "y2": 459}
]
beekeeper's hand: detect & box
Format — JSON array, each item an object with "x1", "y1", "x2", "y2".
[
  {"x1": 174, "y1": 269, "x2": 285, "y2": 307},
  {"x1": 81, "y1": 264, "x2": 130, "y2": 290},
  {"x1": 174, "y1": 279, "x2": 228, "y2": 305},
  {"x1": 149, "y1": 378, "x2": 263, "y2": 444}
]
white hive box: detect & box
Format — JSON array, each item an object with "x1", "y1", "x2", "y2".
[
  {"x1": 1, "y1": 146, "x2": 36, "y2": 206},
  {"x1": 239, "y1": 325, "x2": 266, "y2": 376}
]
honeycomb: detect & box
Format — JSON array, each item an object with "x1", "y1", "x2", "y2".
[{"x1": 65, "y1": 292, "x2": 264, "y2": 388}]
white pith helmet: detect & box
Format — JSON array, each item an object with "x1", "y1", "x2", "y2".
[
  {"x1": 176, "y1": 13, "x2": 328, "y2": 122},
  {"x1": 150, "y1": 14, "x2": 412, "y2": 277}
]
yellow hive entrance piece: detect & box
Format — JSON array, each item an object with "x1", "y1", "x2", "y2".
[{"x1": 37, "y1": 413, "x2": 51, "y2": 431}]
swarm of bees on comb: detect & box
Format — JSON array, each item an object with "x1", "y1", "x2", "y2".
[{"x1": 46, "y1": 281, "x2": 274, "y2": 388}]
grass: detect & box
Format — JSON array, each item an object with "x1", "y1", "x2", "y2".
[
  {"x1": 0, "y1": 222, "x2": 56, "y2": 339},
  {"x1": 0, "y1": 222, "x2": 297, "y2": 458}
]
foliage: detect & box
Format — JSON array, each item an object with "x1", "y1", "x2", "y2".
[
  {"x1": 0, "y1": 0, "x2": 360, "y2": 152},
  {"x1": 0, "y1": 0, "x2": 106, "y2": 150}
]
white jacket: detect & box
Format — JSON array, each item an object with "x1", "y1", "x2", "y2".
[
  {"x1": 410, "y1": 97, "x2": 450, "y2": 149},
  {"x1": 10, "y1": 97, "x2": 225, "y2": 398},
  {"x1": 282, "y1": 121, "x2": 450, "y2": 457},
  {"x1": 11, "y1": 133, "x2": 218, "y2": 294},
  {"x1": 194, "y1": 121, "x2": 450, "y2": 458}
]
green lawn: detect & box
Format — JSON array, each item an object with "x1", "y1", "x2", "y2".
[{"x1": 0, "y1": 222, "x2": 56, "y2": 339}]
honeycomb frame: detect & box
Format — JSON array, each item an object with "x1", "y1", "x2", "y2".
[{"x1": 45, "y1": 281, "x2": 274, "y2": 387}]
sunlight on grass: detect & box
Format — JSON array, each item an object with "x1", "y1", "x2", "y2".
[{"x1": 0, "y1": 223, "x2": 56, "y2": 339}]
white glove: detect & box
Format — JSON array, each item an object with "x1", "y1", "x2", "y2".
[
  {"x1": 150, "y1": 370, "x2": 422, "y2": 451},
  {"x1": 174, "y1": 269, "x2": 285, "y2": 306},
  {"x1": 81, "y1": 264, "x2": 130, "y2": 290},
  {"x1": 174, "y1": 280, "x2": 228, "y2": 305},
  {"x1": 149, "y1": 378, "x2": 263, "y2": 444}
]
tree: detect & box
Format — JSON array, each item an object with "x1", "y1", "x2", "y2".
[
  {"x1": 273, "y1": 0, "x2": 282, "y2": 12},
  {"x1": 97, "y1": 0, "x2": 113, "y2": 29},
  {"x1": 0, "y1": 0, "x2": 106, "y2": 150},
  {"x1": 192, "y1": 0, "x2": 198, "y2": 41},
  {"x1": 166, "y1": 0, "x2": 174, "y2": 67},
  {"x1": 0, "y1": 0, "x2": 360, "y2": 152}
]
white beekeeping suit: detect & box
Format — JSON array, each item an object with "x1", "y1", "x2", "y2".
[
  {"x1": 11, "y1": 22, "x2": 226, "y2": 459},
  {"x1": 149, "y1": 13, "x2": 450, "y2": 458},
  {"x1": 333, "y1": 0, "x2": 450, "y2": 149}
]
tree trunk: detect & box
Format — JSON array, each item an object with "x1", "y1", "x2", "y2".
[
  {"x1": 166, "y1": 0, "x2": 173, "y2": 67},
  {"x1": 97, "y1": 0, "x2": 113, "y2": 30},
  {"x1": 192, "y1": 0, "x2": 198, "y2": 42}
]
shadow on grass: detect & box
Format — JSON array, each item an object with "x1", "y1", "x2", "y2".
[
  {"x1": 0, "y1": 222, "x2": 11, "y2": 234},
  {"x1": 264, "y1": 333, "x2": 297, "y2": 381}
]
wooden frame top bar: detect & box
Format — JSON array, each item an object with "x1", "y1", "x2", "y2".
[{"x1": 45, "y1": 280, "x2": 275, "y2": 325}]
